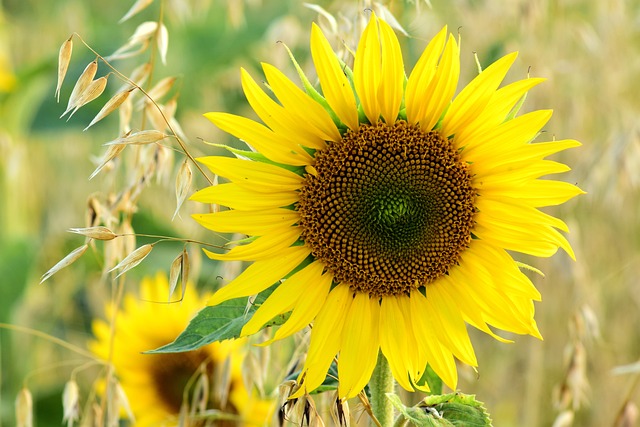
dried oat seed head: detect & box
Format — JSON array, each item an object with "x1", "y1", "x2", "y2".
[
  {"x1": 63, "y1": 60, "x2": 98, "y2": 117},
  {"x1": 168, "y1": 251, "x2": 183, "y2": 301},
  {"x1": 109, "y1": 243, "x2": 154, "y2": 277},
  {"x1": 89, "y1": 144, "x2": 126, "y2": 179},
  {"x1": 69, "y1": 226, "x2": 117, "y2": 241},
  {"x1": 16, "y1": 387, "x2": 33, "y2": 427},
  {"x1": 55, "y1": 36, "x2": 73, "y2": 102},
  {"x1": 84, "y1": 88, "x2": 133, "y2": 131},
  {"x1": 119, "y1": 0, "x2": 154, "y2": 23},
  {"x1": 173, "y1": 159, "x2": 192, "y2": 220},
  {"x1": 62, "y1": 380, "x2": 80, "y2": 427},
  {"x1": 40, "y1": 244, "x2": 89, "y2": 283}
]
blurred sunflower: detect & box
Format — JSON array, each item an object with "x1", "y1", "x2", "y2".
[
  {"x1": 192, "y1": 13, "x2": 583, "y2": 399},
  {"x1": 90, "y1": 273, "x2": 272, "y2": 426}
]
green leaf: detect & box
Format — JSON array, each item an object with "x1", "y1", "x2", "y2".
[
  {"x1": 148, "y1": 283, "x2": 287, "y2": 353},
  {"x1": 389, "y1": 393, "x2": 493, "y2": 427}
]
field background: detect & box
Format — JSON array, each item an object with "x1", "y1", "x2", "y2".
[{"x1": 1, "y1": 0, "x2": 639, "y2": 426}]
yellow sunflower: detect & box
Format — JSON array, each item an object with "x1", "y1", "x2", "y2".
[
  {"x1": 192, "y1": 13, "x2": 583, "y2": 399},
  {"x1": 90, "y1": 273, "x2": 273, "y2": 426}
]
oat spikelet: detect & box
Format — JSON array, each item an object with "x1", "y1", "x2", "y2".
[
  {"x1": 63, "y1": 60, "x2": 98, "y2": 118},
  {"x1": 67, "y1": 76, "x2": 109, "y2": 120},
  {"x1": 119, "y1": 0, "x2": 154, "y2": 23},
  {"x1": 141, "y1": 76, "x2": 176, "y2": 106},
  {"x1": 109, "y1": 243, "x2": 154, "y2": 277},
  {"x1": 614, "y1": 401, "x2": 639, "y2": 427},
  {"x1": 180, "y1": 247, "x2": 190, "y2": 301},
  {"x1": 55, "y1": 36, "x2": 73, "y2": 103},
  {"x1": 103, "y1": 130, "x2": 168, "y2": 146},
  {"x1": 551, "y1": 410, "x2": 574, "y2": 427},
  {"x1": 69, "y1": 226, "x2": 117, "y2": 241},
  {"x1": 168, "y1": 251, "x2": 183, "y2": 301},
  {"x1": 62, "y1": 380, "x2": 80, "y2": 427},
  {"x1": 157, "y1": 23, "x2": 169, "y2": 65},
  {"x1": 40, "y1": 244, "x2": 89, "y2": 283},
  {"x1": 173, "y1": 159, "x2": 192, "y2": 220},
  {"x1": 84, "y1": 89, "x2": 133, "y2": 131},
  {"x1": 89, "y1": 144, "x2": 126, "y2": 179},
  {"x1": 16, "y1": 388, "x2": 33, "y2": 427}
]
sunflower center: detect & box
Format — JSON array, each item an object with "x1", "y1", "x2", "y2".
[
  {"x1": 148, "y1": 350, "x2": 238, "y2": 422},
  {"x1": 297, "y1": 121, "x2": 476, "y2": 297}
]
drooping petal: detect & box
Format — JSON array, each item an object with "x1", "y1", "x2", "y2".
[
  {"x1": 292, "y1": 283, "x2": 352, "y2": 398},
  {"x1": 379, "y1": 296, "x2": 416, "y2": 391},
  {"x1": 207, "y1": 245, "x2": 311, "y2": 306},
  {"x1": 310, "y1": 23, "x2": 359, "y2": 131},
  {"x1": 190, "y1": 182, "x2": 298, "y2": 210},
  {"x1": 203, "y1": 230, "x2": 300, "y2": 261},
  {"x1": 338, "y1": 292, "x2": 380, "y2": 399}
]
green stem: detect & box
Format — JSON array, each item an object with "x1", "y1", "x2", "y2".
[{"x1": 370, "y1": 351, "x2": 395, "y2": 427}]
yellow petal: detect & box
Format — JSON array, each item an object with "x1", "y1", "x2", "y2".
[
  {"x1": 292, "y1": 283, "x2": 352, "y2": 398},
  {"x1": 441, "y1": 52, "x2": 518, "y2": 137},
  {"x1": 310, "y1": 23, "x2": 359, "y2": 131},
  {"x1": 196, "y1": 156, "x2": 303, "y2": 192},
  {"x1": 338, "y1": 292, "x2": 380, "y2": 399},
  {"x1": 481, "y1": 179, "x2": 585, "y2": 208},
  {"x1": 262, "y1": 62, "x2": 341, "y2": 142},
  {"x1": 379, "y1": 296, "x2": 415, "y2": 391},
  {"x1": 377, "y1": 18, "x2": 404, "y2": 123},
  {"x1": 353, "y1": 13, "x2": 382, "y2": 124},
  {"x1": 205, "y1": 112, "x2": 312, "y2": 166},
  {"x1": 207, "y1": 245, "x2": 311, "y2": 306},
  {"x1": 190, "y1": 182, "x2": 298, "y2": 210},
  {"x1": 271, "y1": 267, "x2": 332, "y2": 342},
  {"x1": 192, "y1": 208, "x2": 299, "y2": 235},
  {"x1": 203, "y1": 229, "x2": 300, "y2": 261},
  {"x1": 405, "y1": 26, "x2": 447, "y2": 125},
  {"x1": 241, "y1": 68, "x2": 327, "y2": 150},
  {"x1": 240, "y1": 260, "x2": 325, "y2": 337},
  {"x1": 419, "y1": 35, "x2": 460, "y2": 132}
]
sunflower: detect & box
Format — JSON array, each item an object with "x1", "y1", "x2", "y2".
[
  {"x1": 90, "y1": 273, "x2": 273, "y2": 426},
  {"x1": 192, "y1": 13, "x2": 583, "y2": 399}
]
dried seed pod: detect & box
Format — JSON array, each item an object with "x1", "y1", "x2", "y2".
[
  {"x1": 55, "y1": 36, "x2": 73, "y2": 102},
  {"x1": 104, "y1": 130, "x2": 168, "y2": 146},
  {"x1": 62, "y1": 380, "x2": 80, "y2": 427},
  {"x1": 89, "y1": 144, "x2": 126, "y2": 180},
  {"x1": 15, "y1": 387, "x2": 33, "y2": 427},
  {"x1": 66, "y1": 76, "x2": 109, "y2": 119},
  {"x1": 180, "y1": 247, "x2": 190, "y2": 300},
  {"x1": 141, "y1": 76, "x2": 176, "y2": 106},
  {"x1": 40, "y1": 244, "x2": 89, "y2": 283},
  {"x1": 157, "y1": 23, "x2": 168, "y2": 65},
  {"x1": 84, "y1": 89, "x2": 133, "y2": 131},
  {"x1": 168, "y1": 251, "x2": 183, "y2": 301},
  {"x1": 63, "y1": 60, "x2": 98, "y2": 117},
  {"x1": 69, "y1": 226, "x2": 117, "y2": 241},
  {"x1": 109, "y1": 243, "x2": 154, "y2": 277},
  {"x1": 119, "y1": 0, "x2": 154, "y2": 23},
  {"x1": 173, "y1": 159, "x2": 192, "y2": 220}
]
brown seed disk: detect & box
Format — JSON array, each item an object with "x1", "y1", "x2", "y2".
[{"x1": 297, "y1": 121, "x2": 476, "y2": 297}]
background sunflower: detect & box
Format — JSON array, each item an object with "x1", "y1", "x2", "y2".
[{"x1": 90, "y1": 272, "x2": 272, "y2": 426}]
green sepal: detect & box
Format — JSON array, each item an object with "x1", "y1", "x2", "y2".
[
  {"x1": 389, "y1": 392, "x2": 493, "y2": 427},
  {"x1": 208, "y1": 142, "x2": 305, "y2": 175},
  {"x1": 147, "y1": 283, "x2": 288, "y2": 353},
  {"x1": 416, "y1": 365, "x2": 443, "y2": 395},
  {"x1": 504, "y1": 90, "x2": 527, "y2": 122}
]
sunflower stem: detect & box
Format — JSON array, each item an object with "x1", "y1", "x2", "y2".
[{"x1": 370, "y1": 351, "x2": 395, "y2": 427}]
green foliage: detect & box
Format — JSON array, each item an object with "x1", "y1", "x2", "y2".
[
  {"x1": 149, "y1": 283, "x2": 287, "y2": 353},
  {"x1": 389, "y1": 393, "x2": 492, "y2": 427}
]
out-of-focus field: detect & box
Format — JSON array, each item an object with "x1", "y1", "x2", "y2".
[{"x1": 1, "y1": 0, "x2": 639, "y2": 426}]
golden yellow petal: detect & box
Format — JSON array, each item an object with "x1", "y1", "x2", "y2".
[
  {"x1": 204, "y1": 112, "x2": 311, "y2": 166},
  {"x1": 207, "y1": 245, "x2": 311, "y2": 306},
  {"x1": 476, "y1": 196, "x2": 569, "y2": 233},
  {"x1": 441, "y1": 52, "x2": 518, "y2": 137},
  {"x1": 419, "y1": 34, "x2": 460, "y2": 132},
  {"x1": 203, "y1": 229, "x2": 300, "y2": 261},
  {"x1": 197, "y1": 156, "x2": 303, "y2": 192},
  {"x1": 424, "y1": 284, "x2": 478, "y2": 367},
  {"x1": 190, "y1": 182, "x2": 298, "y2": 210},
  {"x1": 377, "y1": 18, "x2": 404, "y2": 123},
  {"x1": 240, "y1": 68, "x2": 327, "y2": 150},
  {"x1": 475, "y1": 160, "x2": 571, "y2": 185},
  {"x1": 405, "y1": 26, "x2": 447, "y2": 126},
  {"x1": 292, "y1": 283, "x2": 351, "y2": 398},
  {"x1": 481, "y1": 179, "x2": 585, "y2": 208},
  {"x1": 353, "y1": 13, "x2": 382, "y2": 124},
  {"x1": 192, "y1": 208, "x2": 298, "y2": 236},
  {"x1": 262, "y1": 62, "x2": 341, "y2": 142},
  {"x1": 338, "y1": 292, "x2": 380, "y2": 399},
  {"x1": 310, "y1": 23, "x2": 359, "y2": 131},
  {"x1": 240, "y1": 261, "x2": 324, "y2": 337},
  {"x1": 379, "y1": 296, "x2": 416, "y2": 392},
  {"x1": 453, "y1": 77, "x2": 546, "y2": 145},
  {"x1": 271, "y1": 266, "x2": 332, "y2": 342}
]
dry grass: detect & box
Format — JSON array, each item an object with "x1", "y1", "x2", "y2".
[{"x1": 1, "y1": 0, "x2": 639, "y2": 426}]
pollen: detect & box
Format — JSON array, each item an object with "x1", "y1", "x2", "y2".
[{"x1": 297, "y1": 121, "x2": 476, "y2": 297}]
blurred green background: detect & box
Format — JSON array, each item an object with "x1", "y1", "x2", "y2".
[{"x1": 1, "y1": 0, "x2": 639, "y2": 426}]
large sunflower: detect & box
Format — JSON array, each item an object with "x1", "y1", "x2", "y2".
[
  {"x1": 192, "y1": 13, "x2": 582, "y2": 399},
  {"x1": 90, "y1": 273, "x2": 272, "y2": 426}
]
